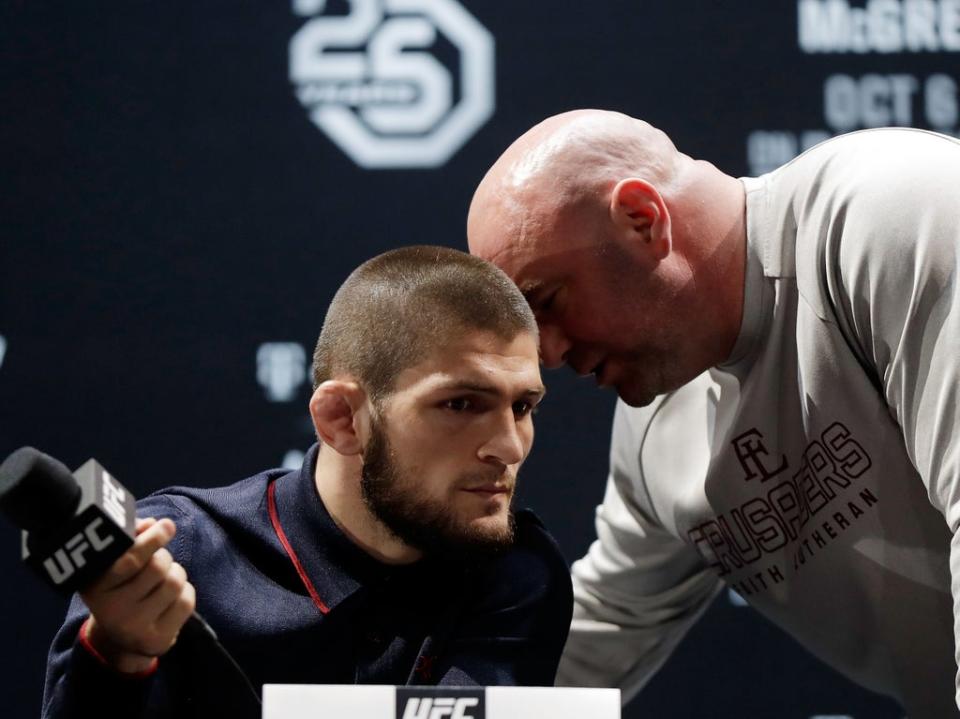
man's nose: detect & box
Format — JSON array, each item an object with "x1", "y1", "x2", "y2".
[
  {"x1": 477, "y1": 412, "x2": 526, "y2": 467},
  {"x1": 538, "y1": 323, "x2": 572, "y2": 369}
]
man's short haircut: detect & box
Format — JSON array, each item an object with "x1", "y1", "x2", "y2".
[{"x1": 313, "y1": 245, "x2": 538, "y2": 401}]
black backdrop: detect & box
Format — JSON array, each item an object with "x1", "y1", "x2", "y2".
[{"x1": 5, "y1": 1, "x2": 958, "y2": 716}]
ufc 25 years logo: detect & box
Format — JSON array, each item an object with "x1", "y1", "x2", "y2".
[
  {"x1": 289, "y1": 0, "x2": 494, "y2": 168},
  {"x1": 396, "y1": 688, "x2": 484, "y2": 719}
]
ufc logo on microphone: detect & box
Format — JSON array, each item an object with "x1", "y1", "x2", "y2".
[
  {"x1": 396, "y1": 689, "x2": 484, "y2": 719},
  {"x1": 42, "y1": 518, "x2": 115, "y2": 585},
  {"x1": 100, "y1": 470, "x2": 127, "y2": 527}
]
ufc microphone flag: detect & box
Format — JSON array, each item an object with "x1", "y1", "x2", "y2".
[{"x1": 0, "y1": 449, "x2": 136, "y2": 595}]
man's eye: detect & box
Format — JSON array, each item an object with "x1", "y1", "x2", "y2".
[
  {"x1": 513, "y1": 401, "x2": 537, "y2": 418},
  {"x1": 538, "y1": 290, "x2": 559, "y2": 314},
  {"x1": 444, "y1": 398, "x2": 473, "y2": 412}
]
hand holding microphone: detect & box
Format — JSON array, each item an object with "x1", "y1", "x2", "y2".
[
  {"x1": 80, "y1": 516, "x2": 196, "y2": 674},
  {"x1": 0, "y1": 447, "x2": 257, "y2": 702}
]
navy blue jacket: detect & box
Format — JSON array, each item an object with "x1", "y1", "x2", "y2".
[{"x1": 42, "y1": 447, "x2": 573, "y2": 718}]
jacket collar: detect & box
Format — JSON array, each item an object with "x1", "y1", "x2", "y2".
[{"x1": 269, "y1": 444, "x2": 399, "y2": 613}]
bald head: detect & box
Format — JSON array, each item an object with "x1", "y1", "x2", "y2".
[
  {"x1": 466, "y1": 109, "x2": 747, "y2": 407},
  {"x1": 468, "y1": 110, "x2": 683, "y2": 259}
]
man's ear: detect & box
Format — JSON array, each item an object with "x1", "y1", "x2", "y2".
[
  {"x1": 609, "y1": 178, "x2": 672, "y2": 261},
  {"x1": 309, "y1": 380, "x2": 368, "y2": 456}
]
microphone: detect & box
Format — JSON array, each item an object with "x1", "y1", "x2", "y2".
[
  {"x1": 0, "y1": 447, "x2": 260, "y2": 706},
  {"x1": 0, "y1": 448, "x2": 136, "y2": 594}
]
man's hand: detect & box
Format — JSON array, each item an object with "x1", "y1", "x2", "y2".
[{"x1": 79, "y1": 517, "x2": 196, "y2": 674}]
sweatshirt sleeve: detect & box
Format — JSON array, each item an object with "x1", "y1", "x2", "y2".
[
  {"x1": 830, "y1": 136, "x2": 960, "y2": 708},
  {"x1": 41, "y1": 594, "x2": 156, "y2": 719},
  {"x1": 557, "y1": 391, "x2": 720, "y2": 702}
]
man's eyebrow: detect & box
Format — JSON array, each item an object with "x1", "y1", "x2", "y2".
[
  {"x1": 436, "y1": 380, "x2": 546, "y2": 399},
  {"x1": 518, "y1": 280, "x2": 544, "y2": 304}
]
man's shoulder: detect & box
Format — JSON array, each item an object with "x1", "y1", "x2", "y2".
[
  {"x1": 782, "y1": 127, "x2": 960, "y2": 172},
  {"x1": 133, "y1": 467, "x2": 297, "y2": 582},
  {"x1": 784, "y1": 129, "x2": 960, "y2": 310},
  {"x1": 771, "y1": 128, "x2": 960, "y2": 208},
  {"x1": 139, "y1": 467, "x2": 287, "y2": 516},
  {"x1": 134, "y1": 466, "x2": 294, "y2": 551}
]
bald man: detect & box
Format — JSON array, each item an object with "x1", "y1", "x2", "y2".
[{"x1": 468, "y1": 111, "x2": 960, "y2": 718}]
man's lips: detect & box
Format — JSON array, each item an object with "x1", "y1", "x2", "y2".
[
  {"x1": 572, "y1": 358, "x2": 611, "y2": 387},
  {"x1": 462, "y1": 485, "x2": 512, "y2": 496},
  {"x1": 571, "y1": 356, "x2": 605, "y2": 377}
]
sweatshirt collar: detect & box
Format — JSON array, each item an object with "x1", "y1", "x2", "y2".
[{"x1": 716, "y1": 175, "x2": 775, "y2": 380}]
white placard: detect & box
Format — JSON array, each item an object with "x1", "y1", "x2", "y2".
[
  {"x1": 487, "y1": 686, "x2": 619, "y2": 717},
  {"x1": 262, "y1": 685, "x2": 620, "y2": 719},
  {"x1": 264, "y1": 684, "x2": 396, "y2": 719}
]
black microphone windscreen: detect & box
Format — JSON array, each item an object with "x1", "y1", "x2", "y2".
[{"x1": 0, "y1": 447, "x2": 81, "y2": 532}]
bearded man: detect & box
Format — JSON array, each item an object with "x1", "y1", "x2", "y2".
[{"x1": 42, "y1": 245, "x2": 572, "y2": 719}]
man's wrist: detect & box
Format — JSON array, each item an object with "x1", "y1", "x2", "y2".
[{"x1": 79, "y1": 617, "x2": 159, "y2": 677}]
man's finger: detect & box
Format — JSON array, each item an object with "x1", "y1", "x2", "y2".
[
  {"x1": 153, "y1": 580, "x2": 196, "y2": 650},
  {"x1": 98, "y1": 519, "x2": 177, "y2": 589},
  {"x1": 119, "y1": 547, "x2": 175, "y2": 600},
  {"x1": 138, "y1": 562, "x2": 188, "y2": 619},
  {"x1": 135, "y1": 517, "x2": 157, "y2": 534}
]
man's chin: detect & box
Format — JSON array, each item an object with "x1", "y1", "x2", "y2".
[
  {"x1": 615, "y1": 381, "x2": 658, "y2": 408},
  {"x1": 451, "y1": 512, "x2": 515, "y2": 553},
  {"x1": 614, "y1": 367, "x2": 693, "y2": 407},
  {"x1": 598, "y1": 360, "x2": 657, "y2": 407},
  {"x1": 466, "y1": 513, "x2": 512, "y2": 536}
]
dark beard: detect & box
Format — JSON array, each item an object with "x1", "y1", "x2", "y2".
[{"x1": 360, "y1": 419, "x2": 515, "y2": 561}]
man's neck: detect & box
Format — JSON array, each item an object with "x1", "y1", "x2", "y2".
[
  {"x1": 678, "y1": 161, "x2": 748, "y2": 366},
  {"x1": 313, "y1": 447, "x2": 422, "y2": 565}
]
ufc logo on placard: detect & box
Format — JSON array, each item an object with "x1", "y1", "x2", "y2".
[
  {"x1": 42, "y1": 518, "x2": 115, "y2": 585},
  {"x1": 402, "y1": 697, "x2": 479, "y2": 719},
  {"x1": 396, "y1": 689, "x2": 484, "y2": 719}
]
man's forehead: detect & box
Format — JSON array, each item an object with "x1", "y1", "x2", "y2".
[
  {"x1": 493, "y1": 239, "x2": 585, "y2": 300},
  {"x1": 477, "y1": 220, "x2": 553, "y2": 289},
  {"x1": 474, "y1": 192, "x2": 585, "y2": 287},
  {"x1": 470, "y1": 209, "x2": 527, "y2": 267},
  {"x1": 396, "y1": 332, "x2": 543, "y2": 393},
  {"x1": 469, "y1": 180, "x2": 558, "y2": 267}
]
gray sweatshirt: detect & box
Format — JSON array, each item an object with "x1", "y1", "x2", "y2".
[{"x1": 558, "y1": 128, "x2": 960, "y2": 718}]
